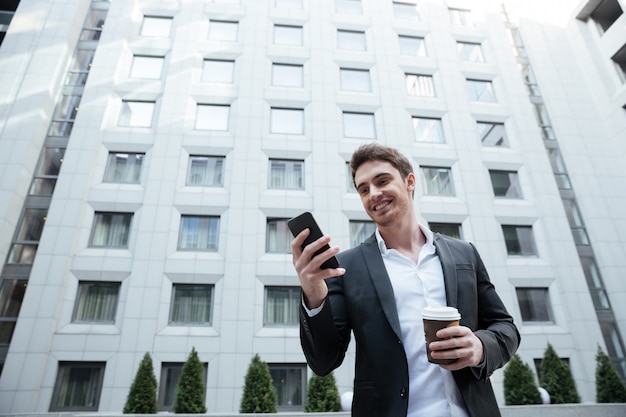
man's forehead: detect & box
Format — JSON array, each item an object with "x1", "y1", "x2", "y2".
[{"x1": 354, "y1": 160, "x2": 398, "y2": 183}]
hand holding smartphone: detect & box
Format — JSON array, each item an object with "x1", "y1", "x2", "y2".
[{"x1": 288, "y1": 212, "x2": 340, "y2": 270}]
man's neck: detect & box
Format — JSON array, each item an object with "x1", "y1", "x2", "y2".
[{"x1": 379, "y1": 220, "x2": 426, "y2": 263}]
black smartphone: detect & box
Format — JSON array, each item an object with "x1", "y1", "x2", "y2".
[{"x1": 287, "y1": 212, "x2": 340, "y2": 270}]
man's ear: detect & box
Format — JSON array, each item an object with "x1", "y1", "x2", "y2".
[{"x1": 406, "y1": 172, "x2": 416, "y2": 191}]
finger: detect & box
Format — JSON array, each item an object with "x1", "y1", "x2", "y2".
[{"x1": 291, "y1": 228, "x2": 310, "y2": 257}]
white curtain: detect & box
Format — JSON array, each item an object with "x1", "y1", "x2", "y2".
[
  {"x1": 171, "y1": 285, "x2": 211, "y2": 323},
  {"x1": 74, "y1": 282, "x2": 119, "y2": 321},
  {"x1": 179, "y1": 216, "x2": 218, "y2": 250},
  {"x1": 266, "y1": 288, "x2": 300, "y2": 325},
  {"x1": 91, "y1": 213, "x2": 130, "y2": 247}
]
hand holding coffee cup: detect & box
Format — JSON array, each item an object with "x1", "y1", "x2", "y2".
[{"x1": 422, "y1": 305, "x2": 461, "y2": 365}]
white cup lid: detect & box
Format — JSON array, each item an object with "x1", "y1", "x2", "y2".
[{"x1": 422, "y1": 305, "x2": 461, "y2": 320}]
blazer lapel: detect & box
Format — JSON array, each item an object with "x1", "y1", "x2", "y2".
[
  {"x1": 433, "y1": 234, "x2": 458, "y2": 308},
  {"x1": 360, "y1": 234, "x2": 403, "y2": 341}
]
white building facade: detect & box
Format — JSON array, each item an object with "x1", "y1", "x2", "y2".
[{"x1": 0, "y1": 0, "x2": 625, "y2": 413}]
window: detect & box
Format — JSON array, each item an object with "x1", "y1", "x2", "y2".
[
  {"x1": 170, "y1": 284, "x2": 213, "y2": 324},
  {"x1": 393, "y1": 1, "x2": 419, "y2": 21},
  {"x1": 398, "y1": 35, "x2": 426, "y2": 56},
  {"x1": 48, "y1": 94, "x2": 81, "y2": 136},
  {"x1": 580, "y1": 257, "x2": 611, "y2": 309},
  {"x1": 0, "y1": 280, "x2": 27, "y2": 345},
  {"x1": 562, "y1": 199, "x2": 590, "y2": 245},
  {"x1": 489, "y1": 170, "x2": 522, "y2": 198},
  {"x1": 340, "y1": 68, "x2": 371, "y2": 92},
  {"x1": 502, "y1": 225, "x2": 537, "y2": 256},
  {"x1": 50, "y1": 362, "x2": 105, "y2": 411},
  {"x1": 7, "y1": 208, "x2": 47, "y2": 264},
  {"x1": 467, "y1": 79, "x2": 496, "y2": 102},
  {"x1": 195, "y1": 104, "x2": 229, "y2": 131},
  {"x1": 90, "y1": 212, "x2": 132, "y2": 248},
  {"x1": 412, "y1": 117, "x2": 444, "y2": 143},
  {"x1": 343, "y1": 112, "x2": 376, "y2": 138},
  {"x1": 477, "y1": 122, "x2": 508, "y2": 147},
  {"x1": 66, "y1": 49, "x2": 95, "y2": 86},
  {"x1": 457, "y1": 41, "x2": 484, "y2": 62},
  {"x1": 589, "y1": 0, "x2": 623, "y2": 34},
  {"x1": 611, "y1": 44, "x2": 626, "y2": 83},
  {"x1": 202, "y1": 59, "x2": 234, "y2": 83},
  {"x1": 30, "y1": 147, "x2": 65, "y2": 195},
  {"x1": 104, "y1": 152, "x2": 144, "y2": 183},
  {"x1": 429, "y1": 223, "x2": 462, "y2": 239},
  {"x1": 130, "y1": 55, "x2": 164, "y2": 79},
  {"x1": 346, "y1": 162, "x2": 356, "y2": 193},
  {"x1": 449, "y1": 8, "x2": 473, "y2": 27},
  {"x1": 349, "y1": 220, "x2": 376, "y2": 247},
  {"x1": 265, "y1": 286, "x2": 300, "y2": 325},
  {"x1": 270, "y1": 108, "x2": 304, "y2": 134},
  {"x1": 208, "y1": 20, "x2": 238, "y2": 41},
  {"x1": 73, "y1": 282, "x2": 120, "y2": 322},
  {"x1": 273, "y1": 24, "x2": 303, "y2": 46},
  {"x1": 140, "y1": 16, "x2": 172, "y2": 37},
  {"x1": 336, "y1": 0, "x2": 362, "y2": 14},
  {"x1": 159, "y1": 363, "x2": 208, "y2": 411},
  {"x1": 178, "y1": 215, "x2": 219, "y2": 251},
  {"x1": 118, "y1": 101, "x2": 155, "y2": 127},
  {"x1": 79, "y1": 8, "x2": 106, "y2": 41},
  {"x1": 187, "y1": 155, "x2": 224, "y2": 186},
  {"x1": 421, "y1": 166, "x2": 454, "y2": 196},
  {"x1": 272, "y1": 64, "x2": 303, "y2": 87},
  {"x1": 406, "y1": 74, "x2": 435, "y2": 97},
  {"x1": 337, "y1": 29, "x2": 366, "y2": 51},
  {"x1": 516, "y1": 288, "x2": 554, "y2": 323},
  {"x1": 269, "y1": 159, "x2": 304, "y2": 189},
  {"x1": 266, "y1": 218, "x2": 292, "y2": 253},
  {"x1": 268, "y1": 364, "x2": 306, "y2": 411}
]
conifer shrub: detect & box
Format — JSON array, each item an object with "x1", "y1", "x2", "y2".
[
  {"x1": 173, "y1": 347, "x2": 207, "y2": 413},
  {"x1": 305, "y1": 372, "x2": 341, "y2": 412},
  {"x1": 540, "y1": 343, "x2": 580, "y2": 404},
  {"x1": 123, "y1": 352, "x2": 158, "y2": 414},
  {"x1": 240, "y1": 353, "x2": 277, "y2": 413},
  {"x1": 503, "y1": 354, "x2": 542, "y2": 405},
  {"x1": 595, "y1": 345, "x2": 626, "y2": 403}
]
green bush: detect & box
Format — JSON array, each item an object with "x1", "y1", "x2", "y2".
[
  {"x1": 173, "y1": 347, "x2": 207, "y2": 413},
  {"x1": 240, "y1": 353, "x2": 277, "y2": 413},
  {"x1": 305, "y1": 372, "x2": 341, "y2": 412},
  {"x1": 123, "y1": 352, "x2": 158, "y2": 413},
  {"x1": 540, "y1": 343, "x2": 580, "y2": 404},
  {"x1": 503, "y1": 354, "x2": 542, "y2": 405},
  {"x1": 595, "y1": 345, "x2": 626, "y2": 403}
]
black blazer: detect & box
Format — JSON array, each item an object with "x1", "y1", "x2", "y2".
[{"x1": 300, "y1": 233, "x2": 520, "y2": 417}]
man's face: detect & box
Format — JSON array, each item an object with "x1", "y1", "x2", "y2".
[{"x1": 354, "y1": 160, "x2": 415, "y2": 227}]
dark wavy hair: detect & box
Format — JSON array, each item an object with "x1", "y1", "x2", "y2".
[{"x1": 349, "y1": 143, "x2": 414, "y2": 187}]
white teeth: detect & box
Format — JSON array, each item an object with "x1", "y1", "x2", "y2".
[{"x1": 374, "y1": 201, "x2": 389, "y2": 211}]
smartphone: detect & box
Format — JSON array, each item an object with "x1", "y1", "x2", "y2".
[{"x1": 287, "y1": 212, "x2": 340, "y2": 270}]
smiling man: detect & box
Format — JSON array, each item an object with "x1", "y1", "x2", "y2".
[{"x1": 291, "y1": 143, "x2": 520, "y2": 417}]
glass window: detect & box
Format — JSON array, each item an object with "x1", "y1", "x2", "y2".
[
  {"x1": 170, "y1": 284, "x2": 213, "y2": 325},
  {"x1": 343, "y1": 112, "x2": 375, "y2": 138},
  {"x1": 502, "y1": 225, "x2": 537, "y2": 256},
  {"x1": 30, "y1": 147, "x2": 65, "y2": 195},
  {"x1": 346, "y1": 161, "x2": 356, "y2": 193},
  {"x1": 0, "y1": 280, "x2": 27, "y2": 345},
  {"x1": 178, "y1": 215, "x2": 219, "y2": 251},
  {"x1": 477, "y1": 122, "x2": 508, "y2": 147},
  {"x1": 337, "y1": 29, "x2": 366, "y2": 51},
  {"x1": 118, "y1": 101, "x2": 154, "y2": 127},
  {"x1": 421, "y1": 166, "x2": 454, "y2": 196},
  {"x1": 562, "y1": 199, "x2": 590, "y2": 245},
  {"x1": 349, "y1": 220, "x2": 376, "y2": 247},
  {"x1": 7, "y1": 208, "x2": 47, "y2": 264},
  {"x1": 398, "y1": 35, "x2": 426, "y2": 56},
  {"x1": 489, "y1": 170, "x2": 522, "y2": 198},
  {"x1": 467, "y1": 79, "x2": 496, "y2": 102},
  {"x1": 66, "y1": 49, "x2": 95, "y2": 86},
  {"x1": 270, "y1": 108, "x2": 304, "y2": 134},
  {"x1": 272, "y1": 64, "x2": 303, "y2": 87},
  {"x1": 79, "y1": 8, "x2": 107, "y2": 41},
  {"x1": 73, "y1": 282, "x2": 120, "y2": 322},
  {"x1": 412, "y1": 117, "x2": 444, "y2": 143},
  {"x1": 50, "y1": 362, "x2": 105, "y2": 411},
  {"x1": 406, "y1": 74, "x2": 435, "y2": 97},
  {"x1": 340, "y1": 68, "x2": 371, "y2": 92},
  {"x1": 187, "y1": 155, "x2": 224, "y2": 186},
  {"x1": 265, "y1": 286, "x2": 300, "y2": 325},
  {"x1": 140, "y1": 16, "x2": 173, "y2": 37},
  {"x1": 90, "y1": 212, "x2": 132, "y2": 248},
  {"x1": 580, "y1": 256, "x2": 611, "y2": 309},
  {"x1": 611, "y1": 44, "x2": 626, "y2": 83},
  {"x1": 273, "y1": 24, "x2": 303, "y2": 46},
  {"x1": 195, "y1": 104, "x2": 230, "y2": 131},
  {"x1": 457, "y1": 41, "x2": 484, "y2": 62},
  {"x1": 336, "y1": 0, "x2": 362, "y2": 14},
  {"x1": 516, "y1": 287, "x2": 554, "y2": 323},
  {"x1": 268, "y1": 364, "x2": 306, "y2": 411},
  {"x1": 202, "y1": 59, "x2": 234, "y2": 83},
  {"x1": 449, "y1": 8, "x2": 473, "y2": 27},
  {"x1": 266, "y1": 218, "x2": 292, "y2": 253},
  {"x1": 590, "y1": 0, "x2": 623, "y2": 33},
  {"x1": 269, "y1": 159, "x2": 304, "y2": 190},
  {"x1": 208, "y1": 20, "x2": 238, "y2": 41},
  {"x1": 104, "y1": 152, "x2": 144, "y2": 183},
  {"x1": 130, "y1": 55, "x2": 164, "y2": 79},
  {"x1": 393, "y1": 1, "x2": 419, "y2": 20},
  {"x1": 159, "y1": 363, "x2": 208, "y2": 412},
  {"x1": 429, "y1": 223, "x2": 462, "y2": 239}
]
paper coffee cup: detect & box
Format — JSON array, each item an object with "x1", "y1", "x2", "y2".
[{"x1": 422, "y1": 305, "x2": 461, "y2": 365}]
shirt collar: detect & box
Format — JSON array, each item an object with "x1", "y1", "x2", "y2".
[{"x1": 375, "y1": 224, "x2": 435, "y2": 255}]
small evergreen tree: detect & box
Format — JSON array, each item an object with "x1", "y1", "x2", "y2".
[
  {"x1": 540, "y1": 343, "x2": 580, "y2": 404},
  {"x1": 173, "y1": 347, "x2": 207, "y2": 413},
  {"x1": 503, "y1": 354, "x2": 542, "y2": 405},
  {"x1": 240, "y1": 353, "x2": 277, "y2": 413},
  {"x1": 305, "y1": 372, "x2": 341, "y2": 412},
  {"x1": 123, "y1": 352, "x2": 158, "y2": 414},
  {"x1": 595, "y1": 345, "x2": 626, "y2": 403}
]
